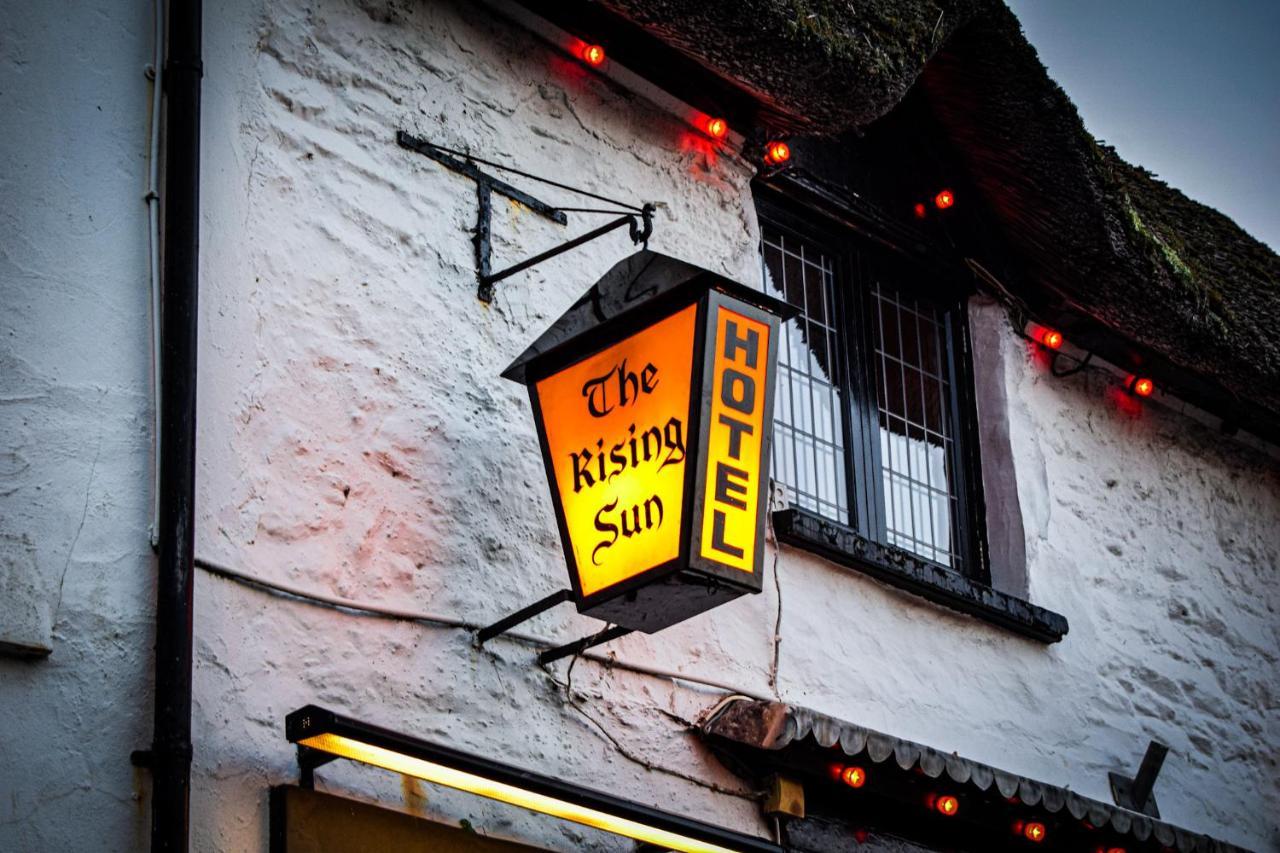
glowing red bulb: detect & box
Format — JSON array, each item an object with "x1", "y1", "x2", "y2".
[
  {"x1": 828, "y1": 763, "x2": 867, "y2": 788},
  {"x1": 1023, "y1": 822, "x2": 1046, "y2": 842},
  {"x1": 934, "y1": 189, "x2": 955, "y2": 209},
  {"x1": 1131, "y1": 377, "x2": 1154, "y2": 397},
  {"x1": 764, "y1": 140, "x2": 791, "y2": 166},
  {"x1": 840, "y1": 766, "x2": 867, "y2": 788},
  {"x1": 933, "y1": 794, "x2": 959, "y2": 816},
  {"x1": 1041, "y1": 329, "x2": 1063, "y2": 350},
  {"x1": 913, "y1": 202, "x2": 927, "y2": 219},
  {"x1": 581, "y1": 44, "x2": 606, "y2": 66},
  {"x1": 705, "y1": 117, "x2": 728, "y2": 139}
]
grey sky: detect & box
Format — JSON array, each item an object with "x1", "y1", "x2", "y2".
[{"x1": 1005, "y1": 0, "x2": 1280, "y2": 252}]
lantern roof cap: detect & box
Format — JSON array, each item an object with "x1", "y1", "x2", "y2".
[{"x1": 501, "y1": 250, "x2": 795, "y2": 385}]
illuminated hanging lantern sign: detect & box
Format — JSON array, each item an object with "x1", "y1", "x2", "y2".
[{"x1": 502, "y1": 252, "x2": 795, "y2": 632}]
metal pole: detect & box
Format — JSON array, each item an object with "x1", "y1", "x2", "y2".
[{"x1": 150, "y1": 0, "x2": 202, "y2": 849}]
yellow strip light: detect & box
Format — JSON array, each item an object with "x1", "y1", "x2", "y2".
[{"x1": 299, "y1": 732, "x2": 744, "y2": 853}]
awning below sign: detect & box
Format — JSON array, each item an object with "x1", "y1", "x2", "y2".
[{"x1": 700, "y1": 699, "x2": 1248, "y2": 853}]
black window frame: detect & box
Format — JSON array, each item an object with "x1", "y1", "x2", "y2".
[
  {"x1": 757, "y1": 189, "x2": 1068, "y2": 643},
  {"x1": 760, "y1": 195, "x2": 989, "y2": 579}
]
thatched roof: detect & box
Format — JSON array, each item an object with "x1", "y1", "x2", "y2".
[{"x1": 589, "y1": 0, "x2": 1280, "y2": 433}]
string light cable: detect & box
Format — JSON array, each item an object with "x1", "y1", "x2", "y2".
[{"x1": 966, "y1": 259, "x2": 1280, "y2": 459}]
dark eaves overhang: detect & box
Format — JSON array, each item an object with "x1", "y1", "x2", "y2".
[{"x1": 701, "y1": 699, "x2": 1252, "y2": 853}]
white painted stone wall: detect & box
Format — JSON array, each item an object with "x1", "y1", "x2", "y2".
[
  {"x1": 0, "y1": 0, "x2": 156, "y2": 849},
  {"x1": 2, "y1": 0, "x2": 1277, "y2": 851}
]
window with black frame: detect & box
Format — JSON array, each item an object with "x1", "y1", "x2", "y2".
[{"x1": 760, "y1": 208, "x2": 987, "y2": 582}]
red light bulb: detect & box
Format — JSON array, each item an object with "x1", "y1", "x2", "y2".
[
  {"x1": 764, "y1": 141, "x2": 791, "y2": 166},
  {"x1": 581, "y1": 44, "x2": 606, "y2": 66},
  {"x1": 934, "y1": 795, "x2": 959, "y2": 816},
  {"x1": 706, "y1": 117, "x2": 728, "y2": 139},
  {"x1": 1041, "y1": 329, "x2": 1063, "y2": 350},
  {"x1": 1130, "y1": 376, "x2": 1154, "y2": 397},
  {"x1": 1023, "y1": 822, "x2": 1046, "y2": 843},
  {"x1": 935, "y1": 189, "x2": 955, "y2": 209},
  {"x1": 913, "y1": 202, "x2": 927, "y2": 219},
  {"x1": 840, "y1": 766, "x2": 867, "y2": 788}
]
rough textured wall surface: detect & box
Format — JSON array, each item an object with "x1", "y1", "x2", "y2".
[
  {"x1": 2, "y1": 0, "x2": 1277, "y2": 851},
  {"x1": 188, "y1": 1, "x2": 1279, "y2": 850},
  {"x1": 0, "y1": 0, "x2": 155, "y2": 850},
  {"x1": 193, "y1": 0, "x2": 764, "y2": 849}
]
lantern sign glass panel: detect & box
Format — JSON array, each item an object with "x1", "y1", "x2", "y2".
[
  {"x1": 697, "y1": 306, "x2": 772, "y2": 573},
  {"x1": 504, "y1": 251, "x2": 794, "y2": 632},
  {"x1": 535, "y1": 305, "x2": 697, "y2": 596}
]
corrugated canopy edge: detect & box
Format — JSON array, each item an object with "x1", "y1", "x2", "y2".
[{"x1": 701, "y1": 698, "x2": 1252, "y2": 853}]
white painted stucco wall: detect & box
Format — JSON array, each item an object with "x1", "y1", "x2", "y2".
[
  {"x1": 2, "y1": 0, "x2": 1277, "y2": 852},
  {"x1": 0, "y1": 0, "x2": 156, "y2": 849}
]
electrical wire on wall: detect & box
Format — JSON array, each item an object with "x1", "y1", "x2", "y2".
[
  {"x1": 193, "y1": 556, "x2": 772, "y2": 704},
  {"x1": 193, "y1": 555, "x2": 772, "y2": 800},
  {"x1": 145, "y1": 0, "x2": 164, "y2": 548}
]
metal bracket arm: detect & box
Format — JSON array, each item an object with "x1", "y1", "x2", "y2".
[
  {"x1": 537, "y1": 625, "x2": 633, "y2": 665},
  {"x1": 297, "y1": 744, "x2": 338, "y2": 790},
  {"x1": 396, "y1": 132, "x2": 566, "y2": 225},
  {"x1": 480, "y1": 203, "x2": 654, "y2": 299},
  {"x1": 1109, "y1": 740, "x2": 1168, "y2": 817},
  {"x1": 476, "y1": 589, "x2": 573, "y2": 645},
  {"x1": 396, "y1": 131, "x2": 656, "y2": 304}
]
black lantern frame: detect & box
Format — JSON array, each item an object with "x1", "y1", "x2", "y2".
[{"x1": 504, "y1": 253, "x2": 795, "y2": 633}]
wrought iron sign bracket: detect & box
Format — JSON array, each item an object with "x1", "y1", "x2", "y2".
[
  {"x1": 396, "y1": 131, "x2": 656, "y2": 303},
  {"x1": 476, "y1": 589, "x2": 634, "y2": 666},
  {"x1": 537, "y1": 625, "x2": 633, "y2": 666},
  {"x1": 481, "y1": 205, "x2": 654, "y2": 302},
  {"x1": 476, "y1": 589, "x2": 574, "y2": 646}
]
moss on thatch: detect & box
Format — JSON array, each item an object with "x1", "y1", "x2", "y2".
[
  {"x1": 598, "y1": 0, "x2": 986, "y2": 132},
  {"x1": 597, "y1": 0, "x2": 1280, "y2": 422}
]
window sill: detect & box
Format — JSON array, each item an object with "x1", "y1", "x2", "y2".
[{"x1": 772, "y1": 508, "x2": 1069, "y2": 644}]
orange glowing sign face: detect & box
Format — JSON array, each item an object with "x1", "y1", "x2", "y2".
[
  {"x1": 514, "y1": 263, "x2": 788, "y2": 634},
  {"x1": 536, "y1": 305, "x2": 697, "y2": 597}
]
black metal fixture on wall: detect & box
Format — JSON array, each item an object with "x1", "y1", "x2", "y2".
[
  {"x1": 284, "y1": 705, "x2": 784, "y2": 853},
  {"x1": 397, "y1": 131, "x2": 654, "y2": 303},
  {"x1": 478, "y1": 251, "x2": 796, "y2": 657}
]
